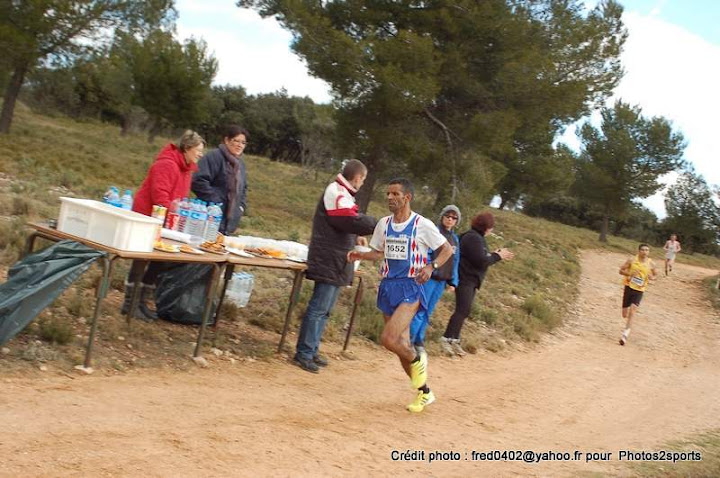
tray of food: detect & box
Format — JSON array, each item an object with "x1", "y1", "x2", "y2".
[
  {"x1": 179, "y1": 244, "x2": 205, "y2": 255},
  {"x1": 226, "y1": 247, "x2": 254, "y2": 258},
  {"x1": 199, "y1": 233, "x2": 228, "y2": 255},
  {"x1": 244, "y1": 246, "x2": 287, "y2": 259},
  {"x1": 154, "y1": 241, "x2": 180, "y2": 253}
]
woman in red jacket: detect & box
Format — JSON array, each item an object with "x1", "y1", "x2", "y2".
[{"x1": 123, "y1": 130, "x2": 205, "y2": 321}]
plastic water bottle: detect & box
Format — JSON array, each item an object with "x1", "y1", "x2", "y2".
[
  {"x1": 186, "y1": 199, "x2": 198, "y2": 235},
  {"x1": 204, "y1": 202, "x2": 223, "y2": 241},
  {"x1": 178, "y1": 197, "x2": 191, "y2": 233},
  {"x1": 228, "y1": 272, "x2": 254, "y2": 307},
  {"x1": 198, "y1": 201, "x2": 209, "y2": 237},
  {"x1": 166, "y1": 198, "x2": 181, "y2": 230},
  {"x1": 104, "y1": 186, "x2": 121, "y2": 208},
  {"x1": 120, "y1": 189, "x2": 133, "y2": 210},
  {"x1": 188, "y1": 200, "x2": 208, "y2": 238}
]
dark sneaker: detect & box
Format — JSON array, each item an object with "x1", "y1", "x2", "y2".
[
  {"x1": 293, "y1": 356, "x2": 320, "y2": 374},
  {"x1": 313, "y1": 355, "x2": 329, "y2": 367}
]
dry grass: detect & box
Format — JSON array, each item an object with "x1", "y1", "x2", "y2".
[
  {"x1": 631, "y1": 429, "x2": 720, "y2": 477},
  {"x1": 1, "y1": 105, "x2": 720, "y2": 373}
]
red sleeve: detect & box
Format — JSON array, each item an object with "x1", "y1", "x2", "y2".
[{"x1": 148, "y1": 162, "x2": 176, "y2": 208}]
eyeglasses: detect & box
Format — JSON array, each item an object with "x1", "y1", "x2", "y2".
[
  {"x1": 229, "y1": 139, "x2": 247, "y2": 146},
  {"x1": 444, "y1": 215, "x2": 458, "y2": 221}
]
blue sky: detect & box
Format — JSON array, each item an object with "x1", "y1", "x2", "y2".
[
  {"x1": 176, "y1": 0, "x2": 720, "y2": 217},
  {"x1": 619, "y1": 0, "x2": 720, "y2": 44}
]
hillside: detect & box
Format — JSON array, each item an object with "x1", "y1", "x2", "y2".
[{"x1": 1, "y1": 106, "x2": 719, "y2": 373}]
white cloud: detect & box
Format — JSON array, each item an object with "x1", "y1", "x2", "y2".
[
  {"x1": 175, "y1": 0, "x2": 332, "y2": 103},
  {"x1": 559, "y1": 10, "x2": 720, "y2": 218},
  {"x1": 615, "y1": 12, "x2": 720, "y2": 216}
]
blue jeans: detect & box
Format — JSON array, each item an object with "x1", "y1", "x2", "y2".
[
  {"x1": 410, "y1": 278, "x2": 447, "y2": 345},
  {"x1": 295, "y1": 282, "x2": 341, "y2": 361}
]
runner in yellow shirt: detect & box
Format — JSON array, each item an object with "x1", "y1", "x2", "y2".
[{"x1": 618, "y1": 243, "x2": 658, "y2": 346}]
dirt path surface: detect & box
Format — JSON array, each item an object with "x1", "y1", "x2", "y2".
[{"x1": 2, "y1": 251, "x2": 719, "y2": 477}]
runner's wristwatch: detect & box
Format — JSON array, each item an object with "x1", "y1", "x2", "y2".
[{"x1": 431, "y1": 261, "x2": 439, "y2": 270}]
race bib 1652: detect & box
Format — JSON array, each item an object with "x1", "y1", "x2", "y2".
[{"x1": 385, "y1": 235, "x2": 409, "y2": 260}]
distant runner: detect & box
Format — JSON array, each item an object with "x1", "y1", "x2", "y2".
[
  {"x1": 348, "y1": 178, "x2": 452, "y2": 413},
  {"x1": 663, "y1": 234, "x2": 682, "y2": 276},
  {"x1": 618, "y1": 244, "x2": 658, "y2": 346}
]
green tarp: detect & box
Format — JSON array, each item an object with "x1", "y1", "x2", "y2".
[{"x1": 0, "y1": 240, "x2": 105, "y2": 345}]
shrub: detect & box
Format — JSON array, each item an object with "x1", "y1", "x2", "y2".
[
  {"x1": 38, "y1": 317, "x2": 73, "y2": 345},
  {"x1": 521, "y1": 294, "x2": 560, "y2": 330}
]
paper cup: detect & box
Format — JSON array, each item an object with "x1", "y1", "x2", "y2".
[{"x1": 353, "y1": 245, "x2": 372, "y2": 271}]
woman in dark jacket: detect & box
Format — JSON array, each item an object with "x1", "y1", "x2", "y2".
[
  {"x1": 441, "y1": 212, "x2": 514, "y2": 356},
  {"x1": 191, "y1": 125, "x2": 249, "y2": 234}
]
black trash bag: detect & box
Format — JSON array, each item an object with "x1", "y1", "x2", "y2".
[
  {"x1": 0, "y1": 240, "x2": 106, "y2": 346},
  {"x1": 155, "y1": 263, "x2": 217, "y2": 325}
]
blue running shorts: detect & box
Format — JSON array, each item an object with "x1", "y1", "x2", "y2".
[{"x1": 377, "y1": 277, "x2": 428, "y2": 317}]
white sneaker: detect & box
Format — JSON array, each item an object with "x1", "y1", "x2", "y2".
[
  {"x1": 439, "y1": 337, "x2": 455, "y2": 356},
  {"x1": 619, "y1": 329, "x2": 630, "y2": 346},
  {"x1": 450, "y1": 339, "x2": 467, "y2": 356}
]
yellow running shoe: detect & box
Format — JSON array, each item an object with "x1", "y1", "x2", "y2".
[
  {"x1": 407, "y1": 390, "x2": 436, "y2": 413},
  {"x1": 409, "y1": 350, "x2": 428, "y2": 389}
]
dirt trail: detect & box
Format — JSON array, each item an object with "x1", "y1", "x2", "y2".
[{"x1": 1, "y1": 251, "x2": 719, "y2": 477}]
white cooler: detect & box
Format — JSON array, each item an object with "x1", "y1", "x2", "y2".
[{"x1": 57, "y1": 197, "x2": 162, "y2": 252}]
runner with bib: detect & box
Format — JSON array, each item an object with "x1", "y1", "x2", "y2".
[
  {"x1": 347, "y1": 178, "x2": 452, "y2": 413},
  {"x1": 663, "y1": 234, "x2": 682, "y2": 276},
  {"x1": 618, "y1": 243, "x2": 658, "y2": 346}
]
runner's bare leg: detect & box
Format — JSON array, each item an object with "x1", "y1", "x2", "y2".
[{"x1": 381, "y1": 301, "x2": 420, "y2": 377}]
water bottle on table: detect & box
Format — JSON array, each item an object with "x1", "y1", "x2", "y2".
[
  {"x1": 178, "y1": 197, "x2": 190, "y2": 233},
  {"x1": 120, "y1": 189, "x2": 133, "y2": 210},
  {"x1": 205, "y1": 202, "x2": 223, "y2": 241},
  {"x1": 104, "y1": 186, "x2": 121, "y2": 208}
]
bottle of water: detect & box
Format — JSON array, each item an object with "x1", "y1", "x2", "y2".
[
  {"x1": 104, "y1": 186, "x2": 121, "y2": 208},
  {"x1": 198, "y1": 201, "x2": 209, "y2": 237},
  {"x1": 165, "y1": 198, "x2": 180, "y2": 230},
  {"x1": 185, "y1": 199, "x2": 197, "y2": 235},
  {"x1": 204, "y1": 202, "x2": 223, "y2": 241},
  {"x1": 228, "y1": 272, "x2": 254, "y2": 307},
  {"x1": 178, "y1": 197, "x2": 191, "y2": 233},
  {"x1": 188, "y1": 200, "x2": 209, "y2": 238},
  {"x1": 120, "y1": 189, "x2": 133, "y2": 210}
]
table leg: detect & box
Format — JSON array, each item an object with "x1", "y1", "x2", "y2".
[
  {"x1": 211, "y1": 264, "x2": 236, "y2": 345},
  {"x1": 84, "y1": 255, "x2": 115, "y2": 368},
  {"x1": 126, "y1": 262, "x2": 145, "y2": 325},
  {"x1": 23, "y1": 232, "x2": 39, "y2": 257},
  {"x1": 343, "y1": 276, "x2": 364, "y2": 352},
  {"x1": 193, "y1": 263, "x2": 223, "y2": 358},
  {"x1": 277, "y1": 270, "x2": 305, "y2": 353}
]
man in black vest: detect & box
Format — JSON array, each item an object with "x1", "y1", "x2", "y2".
[{"x1": 294, "y1": 160, "x2": 377, "y2": 373}]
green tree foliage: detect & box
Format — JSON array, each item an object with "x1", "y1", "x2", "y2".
[
  {"x1": 196, "y1": 85, "x2": 251, "y2": 141},
  {"x1": 237, "y1": 0, "x2": 627, "y2": 211},
  {"x1": 128, "y1": 30, "x2": 218, "y2": 141},
  {"x1": 22, "y1": 29, "x2": 217, "y2": 139},
  {"x1": 0, "y1": 0, "x2": 175, "y2": 133},
  {"x1": 198, "y1": 88, "x2": 338, "y2": 168},
  {"x1": 576, "y1": 100, "x2": 686, "y2": 242},
  {"x1": 524, "y1": 195, "x2": 662, "y2": 244},
  {"x1": 663, "y1": 171, "x2": 720, "y2": 255}
]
